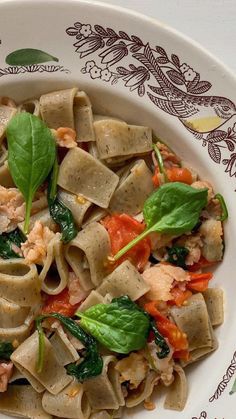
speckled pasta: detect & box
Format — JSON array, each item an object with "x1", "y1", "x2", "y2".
[{"x1": 0, "y1": 87, "x2": 225, "y2": 418}]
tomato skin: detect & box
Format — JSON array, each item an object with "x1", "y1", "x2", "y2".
[
  {"x1": 152, "y1": 167, "x2": 160, "y2": 187},
  {"x1": 166, "y1": 167, "x2": 193, "y2": 184},
  {"x1": 101, "y1": 214, "x2": 151, "y2": 271},
  {"x1": 41, "y1": 288, "x2": 79, "y2": 317},
  {"x1": 168, "y1": 287, "x2": 192, "y2": 307},
  {"x1": 188, "y1": 256, "x2": 216, "y2": 272},
  {"x1": 144, "y1": 301, "x2": 189, "y2": 355},
  {"x1": 187, "y1": 272, "x2": 213, "y2": 292}
]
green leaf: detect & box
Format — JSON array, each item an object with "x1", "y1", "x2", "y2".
[
  {"x1": 76, "y1": 297, "x2": 150, "y2": 354},
  {"x1": 230, "y1": 377, "x2": 236, "y2": 395},
  {"x1": 6, "y1": 49, "x2": 59, "y2": 66},
  {"x1": 0, "y1": 228, "x2": 26, "y2": 259},
  {"x1": 35, "y1": 313, "x2": 103, "y2": 381},
  {"x1": 0, "y1": 341, "x2": 14, "y2": 360},
  {"x1": 114, "y1": 183, "x2": 208, "y2": 261},
  {"x1": 47, "y1": 157, "x2": 77, "y2": 243},
  {"x1": 150, "y1": 319, "x2": 170, "y2": 359},
  {"x1": 7, "y1": 112, "x2": 56, "y2": 233},
  {"x1": 215, "y1": 193, "x2": 228, "y2": 221},
  {"x1": 167, "y1": 245, "x2": 189, "y2": 269}
]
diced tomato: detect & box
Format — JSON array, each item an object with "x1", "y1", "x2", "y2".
[
  {"x1": 101, "y1": 214, "x2": 151, "y2": 272},
  {"x1": 152, "y1": 167, "x2": 160, "y2": 187},
  {"x1": 173, "y1": 349, "x2": 190, "y2": 361},
  {"x1": 41, "y1": 288, "x2": 79, "y2": 317},
  {"x1": 166, "y1": 167, "x2": 193, "y2": 184},
  {"x1": 168, "y1": 287, "x2": 192, "y2": 307},
  {"x1": 187, "y1": 272, "x2": 213, "y2": 292},
  {"x1": 144, "y1": 301, "x2": 189, "y2": 353},
  {"x1": 188, "y1": 256, "x2": 216, "y2": 272}
]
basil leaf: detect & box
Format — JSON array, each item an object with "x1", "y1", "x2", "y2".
[
  {"x1": 6, "y1": 112, "x2": 56, "y2": 233},
  {"x1": 0, "y1": 228, "x2": 26, "y2": 259},
  {"x1": 0, "y1": 341, "x2": 14, "y2": 360},
  {"x1": 47, "y1": 157, "x2": 77, "y2": 244},
  {"x1": 167, "y1": 245, "x2": 189, "y2": 269},
  {"x1": 114, "y1": 183, "x2": 208, "y2": 261},
  {"x1": 35, "y1": 313, "x2": 103, "y2": 381},
  {"x1": 76, "y1": 298, "x2": 150, "y2": 354}
]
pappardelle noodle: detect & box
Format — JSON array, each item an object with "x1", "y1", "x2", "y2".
[{"x1": 0, "y1": 88, "x2": 226, "y2": 418}]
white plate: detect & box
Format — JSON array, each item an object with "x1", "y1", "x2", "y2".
[{"x1": 0, "y1": 1, "x2": 236, "y2": 418}]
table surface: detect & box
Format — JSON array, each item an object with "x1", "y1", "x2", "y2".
[{"x1": 99, "y1": 0, "x2": 236, "y2": 73}]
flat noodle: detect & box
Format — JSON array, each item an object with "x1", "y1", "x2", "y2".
[
  {"x1": 65, "y1": 222, "x2": 110, "y2": 289},
  {"x1": 0, "y1": 385, "x2": 52, "y2": 418},
  {"x1": 58, "y1": 148, "x2": 119, "y2": 208},
  {"x1": 79, "y1": 290, "x2": 107, "y2": 312},
  {"x1": 82, "y1": 207, "x2": 108, "y2": 228},
  {"x1": 83, "y1": 356, "x2": 120, "y2": 410},
  {"x1": 49, "y1": 325, "x2": 79, "y2": 366},
  {"x1": 0, "y1": 162, "x2": 15, "y2": 187},
  {"x1": 109, "y1": 160, "x2": 154, "y2": 215},
  {"x1": 58, "y1": 189, "x2": 93, "y2": 228},
  {"x1": 0, "y1": 319, "x2": 32, "y2": 344},
  {"x1": 90, "y1": 412, "x2": 111, "y2": 419},
  {"x1": 18, "y1": 99, "x2": 40, "y2": 116},
  {"x1": 42, "y1": 379, "x2": 91, "y2": 419},
  {"x1": 125, "y1": 370, "x2": 159, "y2": 408},
  {"x1": 11, "y1": 331, "x2": 72, "y2": 395},
  {"x1": 40, "y1": 88, "x2": 78, "y2": 129},
  {"x1": 40, "y1": 234, "x2": 69, "y2": 295},
  {"x1": 170, "y1": 293, "x2": 213, "y2": 351},
  {"x1": 0, "y1": 143, "x2": 7, "y2": 166},
  {"x1": 0, "y1": 297, "x2": 30, "y2": 328},
  {"x1": 97, "y1": 260, "x2": 150, "y2": 301},
  {"x1": 74, "y1": 91, "x2": 95, "y2": 142},
  {"x1": 93, "y1": 119, "x2": 152, "y2": 159},
  {"x1": 164, "y1": 364, "x2": 188, "y2": 411},
  {"x1": 203, "y1": 288, "x2": 224, "y2": 326},
  {"x1": 0, "y1": 104, "x2": 17, "y2": 142},
  {"x1": 0, "y1": 259, "x2": 40, "y2": 307}
]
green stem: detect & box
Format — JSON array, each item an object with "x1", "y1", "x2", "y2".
[
  {"x1": 48, "y1": 156, "x2": 59, "y2": 203},
  {"x1": 114, "y1": 228, "x2": 151, "y2": 261},
  {"x1": 36, "y1": 320, "x2": 45, "y2": 373},
  {"x1": 23, "y1": 198, "x2": 32, "y2": 234},
  {"x1": 152, "y1": 143, "x2": 168, "y2": 182},
  {"x1": 215, "y1": 193, "x2": 228, "y2": 221}
]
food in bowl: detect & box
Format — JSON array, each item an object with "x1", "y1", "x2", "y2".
[{"x1": 0, "y1": 88, "x2": 226, "y2": 418}]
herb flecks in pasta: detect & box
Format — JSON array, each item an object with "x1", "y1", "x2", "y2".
[{"x1": 0, "y1": 88, "x2": 226, "y2": 418}]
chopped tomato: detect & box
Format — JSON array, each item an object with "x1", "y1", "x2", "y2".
[
  {"x1": 144, "y1": 301, "x2": 189, "y2": 354},
  {"x1": 41, "y1": 288, "x2": 79, "y2": 317},
  {"x1": 166, "y1": 167, "x2": 193, "y2": 184},
  {"x1": 173, "y1": 349, "x2": 190, "y2": 361},
  {"x1": 101, "y1": 214, "x2": 151, "y2": 272},
  {"x1": 188, "y1": 256, "x2": 216, "y2": 272},
  {"x1": 168, "y1": 287, "x2": 192, "y2": 307},
  {"x1": 152, "y1": 167, "x2": 160, "y2": 187},
  {"x1": 187, "y1": 272, "x2": 213, "y2": 292}
]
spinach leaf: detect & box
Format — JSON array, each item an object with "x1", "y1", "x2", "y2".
[
  {"x1": 6, "y1": 48, "x2": 58, "y2": 66},
  {"x1": 0, "y1": 228, "x2": 26, "y2": 259},
  {"x1": 167, "y1": 245, "x2": 189, "y2": 269},
  {"x1": 76, "y1": 297, "x2": 150, "y2": 354},
  {"x1": 48, "y1": 157, "x2": 77, "y2": 244},
  {"x1": 6, "y1": 112, "x2": 56, "y2": 233},
  {"x1": 114, "y1": 182, "x2": 208, "y2": 261},
  {"x1": 150, "y1": 320, "x2": 170, "y2": 359},
  {"x1": 0, "y1": 341, "x2": 14, "y2": 360},
  {"x1": 35, "y1": 313, "x2": 103, "y2": 381},
  {"x1": 215, "y1": 193, "x2": 228, "y2": 221}
]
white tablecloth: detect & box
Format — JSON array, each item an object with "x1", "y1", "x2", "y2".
[{"x1": 100, "y1": 0, "x2": 236, "y2": 72}]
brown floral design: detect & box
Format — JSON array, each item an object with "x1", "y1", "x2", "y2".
[
  {"x1": 66, "y1": 22, "x2": 236, "y2": 181},
  {"x1": 192, "y1": 412, "x2": 223, "y2": 419}
]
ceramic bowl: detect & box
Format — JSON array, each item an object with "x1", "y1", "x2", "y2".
[{"x1": 0, "y1": 1, "x2": 236, "y2": 418}]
